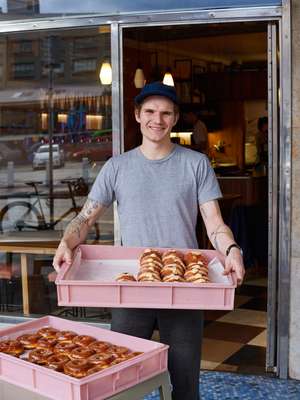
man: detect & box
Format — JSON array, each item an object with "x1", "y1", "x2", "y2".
[
  {"x1": 53, "y1": 82, "x2": 244, "y2": 400},
  {"x1": 184, "y1": 110, "x2": 208, "y2": 154},
  {"x1": 256, "y1": 116, "x2": 268, "y2": 165}
]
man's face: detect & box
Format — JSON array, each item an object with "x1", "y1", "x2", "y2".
[{"x1": 135, "y1": 96, "x2": 178, "y2": 145}]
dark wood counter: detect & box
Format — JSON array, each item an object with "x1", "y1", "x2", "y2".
[{"x1": 217, "y1": 175, "x2": 268, "y2": 206}]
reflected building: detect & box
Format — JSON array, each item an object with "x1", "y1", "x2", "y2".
[{"x1": 7, "y1": 0, "x2": 40, "y2": 14}]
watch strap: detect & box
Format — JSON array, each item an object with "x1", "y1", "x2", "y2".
[{"x1": 226, "y1": 243, "x2": 242, "y2": 257}]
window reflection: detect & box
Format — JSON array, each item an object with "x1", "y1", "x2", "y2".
[
  {"x1": 0, "y1": 27, "x2": 113, "y2": 241},
  {"x1": 0, "y1": 0, "x2": 282, "y2": 19}
]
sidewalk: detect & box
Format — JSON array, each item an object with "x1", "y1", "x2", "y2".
[{"x1": 145, "y1": 370, "x2": 300, "y2": 400}]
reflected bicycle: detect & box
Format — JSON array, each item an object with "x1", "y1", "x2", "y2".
[{"x1": 0, "y1": 178, "x2": 100, "y2": 240}]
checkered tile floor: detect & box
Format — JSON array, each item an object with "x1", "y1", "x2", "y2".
[{"x1": 202, "y1": 276, "x2": 268, "y2": 374}]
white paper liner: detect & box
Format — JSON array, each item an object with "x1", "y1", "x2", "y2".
[{"x1": 64, "y1": 256, "x2": 232, "y2": 285}]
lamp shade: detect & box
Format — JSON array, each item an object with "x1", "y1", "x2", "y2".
[
  {"x1": 134, "y1": 67, "x2": 145, "y2": 88},
  {"x1": 163, "y1": 70, "x2": 174, "y2": 86},
  {"x1": 99, "y1": 62, "x2": 112, "y2": 85}
]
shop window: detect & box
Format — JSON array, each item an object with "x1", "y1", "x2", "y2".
[
  {"x1": 12, "y1": 62, "x2": 35, "y2": 78},
  {"x1": 73, "y1": 59, "x2": 97, "y2": 73}
]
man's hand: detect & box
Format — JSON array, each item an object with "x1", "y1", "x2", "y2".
[
  {"x1": 223, "y1": 247, "x2": 245, "y2": 286},
  {"x1": 52, "y1": 241, "x2": 73, "y2": 273}
]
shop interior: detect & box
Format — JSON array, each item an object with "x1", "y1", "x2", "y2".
[
  {"x1": 123, "y1": 21, "x2": 270, "y2": 374},
  {"x1": 0, "y1": 21, "x2": 271, "y2": 375}
]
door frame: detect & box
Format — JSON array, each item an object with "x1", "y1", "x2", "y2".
[{"x1": 0, "y1": 1, "x2": 291, "y2": 378}]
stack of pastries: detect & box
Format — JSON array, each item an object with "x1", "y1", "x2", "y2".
[
  {"x1": 0, "y1": 327, "x2": 143, "y2": 378},
  {"x1": 115, "y1": 248, "x2": 210, "y2": 284}
]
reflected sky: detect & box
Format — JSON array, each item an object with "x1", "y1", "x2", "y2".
[{"x1": 0, "y1": 0, "x2": 281, "y2": 15}]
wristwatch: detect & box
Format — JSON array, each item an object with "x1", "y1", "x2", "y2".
[{"x1": 226, "y1": 243, "x2": 243, "y2": 257}]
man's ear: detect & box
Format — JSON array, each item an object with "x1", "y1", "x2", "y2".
[
  {"x1": 134, "y1": 109, "x2": 141, "y2": 123},
  {"x1": 173, "y1": 113, "x2": 179, "y2": 127}
]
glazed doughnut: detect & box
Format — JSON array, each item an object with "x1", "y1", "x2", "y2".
[
  {"x1": 64, "y1": 359, "x2": 91, "y2": 378},
  {"x1": 188, "y1": 277, "x2": 210, "y2": 283},
  {"x1": 162, "y1": 249, "x2": 184, "y2": 261},
  {"x1": 106, "y1": 345, "x2": 130, "y2": 358},
  {"x1": 54, "y1": 342, "x2": 78, "y2": 357},
  {"x1": 140, "y1": 256, "x2": 163, "y2": 266},
  {"x1": 115, "y1": 273, "x2": 136, "y2": 282},
  {"x1": 163, "y1": 256, "x2": 185, "y2": 268},
  {"x1": 69, "y1": 347, "x2": 95, "y2": 361},
  {"x1": 126, "y1": 351, "x2": 143, "y2": 359},
  {"x1": 86, "y1": 364, "x2": 110, "y2": 375},
  {"x1": 110, "y1": 357, "x2": 125, "y2": 365},
  {"x1": 137, "y1": 271, "x2": 161, "y2": 282},
  {"x1": 17, "y1": 334, "x2": 40, "y2": 349},
  {"x1": 36, "y1": 337, "x2": 58, "y2": 350},
  {"x1": 184, "y1": 251, "x2": 208, "y2": 266},
  {"x1": 88, "y1": 340, "x2": 112, "y2": 353},
  {"x1": 184, "y1": 264, "x2": 208, "y2": 273},
  {"x1": 184, "y1": 272, "x2": 210, "y2": 283},
  {"x1": 140, "y1": 258, "x2": 163, "y2": 270},
  {"x1": 37, "y1": 327, "x2": 60, "y2": 340},
  {"x1": 73, "y1": 335, "x2": 96, "y2": 347},
  {"x1": 47, "y1": 354, "x2": 70, "y2": 372},
  {"x1": 162, "y1": 274, "x2": 185, "y2": 282},
  {"x1": 161, "y1": 264, "x2": 185, "y2": 277},
  {"x1": 139, "y1": 248, "x2": 162, "y2": 262},
  {"x1": 88, "y1": 353, "x2": 114, "y2": 365},
  {"x1": 185, "y1": 262, "x2": 208, "y2": 271},
  {"x1": 29, "y1": 348, "x2": 53, "y2": 365},
  {"x1": 0, "y1": 340, "x2": 24, "y2": 356},
  {"x1": 139, "y1": 264, "x2": 161, "y2": 274},
  {"x1": 55, "y1": 330, "x2": 77, "y2": 343}
]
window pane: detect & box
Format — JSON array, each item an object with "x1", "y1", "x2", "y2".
[
  {"x1": 0, "y1": 0, "x2": 282, "y2": 20},
  {"x1": 0, "y1": 26, "x2": 113, "y2": 317}
]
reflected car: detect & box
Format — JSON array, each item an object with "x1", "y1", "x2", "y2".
[
  {"x1": 32, "y1": 144, "x2": 65, "y2": 170},
  {"x1": 71, "y1": 141, "x2": 112, "y2": 162}
]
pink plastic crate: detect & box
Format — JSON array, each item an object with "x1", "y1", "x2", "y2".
[
  {"x1": 0, "y1": 316, "x2": 168, "y2": 400},
  {"x1": 56, "y1": 245, "x2": 236, "y2": 310}
]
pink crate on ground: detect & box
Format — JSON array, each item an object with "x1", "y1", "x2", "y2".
[
  {"x1": 0, "y1": 316, "x2": 168, "y2": 400},
  {"x1": 56, "y1": 245, "x2": 236, "y2": 310}
]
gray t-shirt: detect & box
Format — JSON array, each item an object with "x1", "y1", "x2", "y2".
[{"x1": 89, "y1": 144, "x2": 222, "y2": 249}]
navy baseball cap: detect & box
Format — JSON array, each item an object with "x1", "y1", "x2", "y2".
[{"x1": 134, "y1": 81, "x2": 179, "y2": 105}]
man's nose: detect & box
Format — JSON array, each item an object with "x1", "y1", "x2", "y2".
[{"x1": 153, "y1": 112, "x2": 163, "y2": 123}]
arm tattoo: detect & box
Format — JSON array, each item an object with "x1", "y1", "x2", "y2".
[
  {"x1": 209, "y1": 223, "x2": 232, "y2": 251},
  {"x1": 64, "y1": 198, "x2": 102, "y2": 240}
]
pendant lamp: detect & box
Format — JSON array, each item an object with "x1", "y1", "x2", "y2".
[
  {"x1": 163, "y1": 67, "x2": 174, "y2": 86},
  {"x1": 99, "y1": 61, "x2": 112, "y2": 85},
  {"x1": 134, "y1": 66, "x2": 145, "y2": 88}
]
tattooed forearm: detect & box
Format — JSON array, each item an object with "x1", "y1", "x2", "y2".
[
  {"x1": 64, "y1": 198, "x2": 103, "y2": 240},
  {"x1": 209, "y1": 224, "x2": 233, "y2": 251}
]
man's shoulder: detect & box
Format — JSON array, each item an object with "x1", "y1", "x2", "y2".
[
  {"x1": 110, "y1": 147, "x2": 139, "y2": 164},
  {"x1": 176, "y1": 145, "x2": 208, "y2": 162}
]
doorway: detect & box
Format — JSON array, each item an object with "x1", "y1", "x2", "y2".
[{"x1": 122, "y1": 21, "x2": 276, "y2": 374}]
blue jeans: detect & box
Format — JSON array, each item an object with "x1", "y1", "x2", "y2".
[{"x1": 111, "y1": 308, "x2": 203, "y2": 400}]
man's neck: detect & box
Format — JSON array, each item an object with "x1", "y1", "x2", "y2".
[{"x1": 140, "y1": 140, "x2": 175, "y2": 160}]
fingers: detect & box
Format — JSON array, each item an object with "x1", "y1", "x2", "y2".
[
  {"x1": 223, "y1": 258, "x2": 245, "y2": 286},
  {"x1": 52, "y1": 248, "x2": 72, "y2": 273}
]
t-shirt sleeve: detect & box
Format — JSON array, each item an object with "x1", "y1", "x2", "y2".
[
  {"x1": 197, "y1": 156, "x2": 223, "y2": 205},
  {"x1": 88, "y1": 158, "x2": 116, "y2": 207}
]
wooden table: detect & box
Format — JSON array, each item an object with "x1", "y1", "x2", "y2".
[{"x1": 0, "y1": 231, "x2": 112, "y2": 316}]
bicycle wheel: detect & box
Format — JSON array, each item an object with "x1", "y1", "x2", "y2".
[{"x1": 0, "y1": 201, "x2": 43, "y2": 233}]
